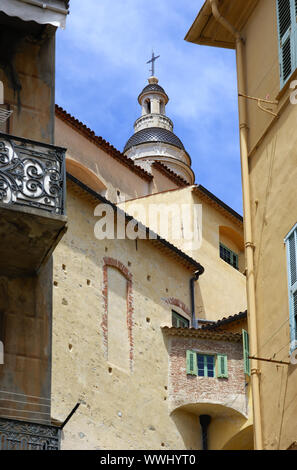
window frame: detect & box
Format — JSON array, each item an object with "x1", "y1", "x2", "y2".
[
  {"x1": 285, "y1": 223, "x2": 297, "y2": 352},
  {"x1": 197, "y1": 353, "x2": 216, "y2": 378},
  {"x1": 186, "y1": 350, "x2": 229, "y2": 379},
  {"x1": 276, "y1": 0, "x2": 297, "y2": 88},
  {"x1": 172, "y1": 310, "x2": 190, "y2": 329},
  {"x1": 219, "y1": 242, "x2": 239, "y2": 270}
]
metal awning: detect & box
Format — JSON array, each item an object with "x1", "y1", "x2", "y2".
[{"x1": 0, "y1": 0, "x2": 69, "y2": 29}]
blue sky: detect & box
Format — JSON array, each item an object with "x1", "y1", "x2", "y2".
[{"x1": 56, "y1": 0, "x2": 242, "y2": 214}]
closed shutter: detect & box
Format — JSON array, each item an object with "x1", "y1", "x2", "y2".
[
  {"x1": 186, "y1": 350, "x2": 197, "y2": 375},
  {"x1": 217, "y1": 354, "x2": 228, "y2": 378},
  {"x1": 243, "y1": 329, "x2": 250, "y2": 376},
  {"x1": 276, "y1": 0, "x2": 296, "y2": 87},
  {"x1": 286, "y1": 226, "x2": 297, "y2": 350}
]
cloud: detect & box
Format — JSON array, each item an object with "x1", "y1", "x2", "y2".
[{"x1": 56, "y1": 0, "x2": 243, "y2": 214}]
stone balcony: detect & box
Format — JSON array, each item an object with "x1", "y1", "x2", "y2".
[
  {"x1": 0, "y1": 417, "x2": 60, "y2": 450},
  {"x1": 0, "y1": 132, "x2": 67, "y2": 276}
]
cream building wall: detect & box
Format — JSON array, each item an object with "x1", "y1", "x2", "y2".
[
  {"x1": 241, "y1": 0, "x2": 297, "y2": 450},
  {"x1": 50, "y1": 181, "x2": 251, "y2": 450},
  {"x1": 186, "y1": 0, "x2": 297, "y2": 450},
  {"x1": 119, "y1": 186, "x2": 247, "y2": 321}
]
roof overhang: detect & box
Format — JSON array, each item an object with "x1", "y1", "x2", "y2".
[
  {"x1": 0, "y1": 0, "x2": 69, "y2": 29},
  {"x1": 185, "y1": 0, "x2": 259, "y2": 50}
]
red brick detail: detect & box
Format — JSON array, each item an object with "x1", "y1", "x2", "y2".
[
  {"x1": 168, "y1": 335, "x2": 247, "y2": 416},
  {"x1": 101, "y1": 257, "x2": 134, "y2": 371},
  {"x1": 164, "y1": 297, "x2": 191, "y2": 317}
]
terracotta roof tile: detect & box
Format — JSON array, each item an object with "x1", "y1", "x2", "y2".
[
  {"x1": 162, "y1": 326, "x2": 242, "y2": 343},
  {"x1": 55, "y1": 105, "x2": 153, "y2": 182},
  {"x1": 200, "y1": 311, "x2": 247, "y2": 331}
]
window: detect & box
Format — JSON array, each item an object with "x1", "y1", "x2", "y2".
[
  {"x1": 285, "y1": 224, "x2": 297, "y2": 351},
  {"x1": 220, "y1": 243, "x2": 239, "y2": 270},
  {"x1": 197, "y1": 354, "x2": 215, "y2": 377},
  {"x1": 276, "y1": 0, "x2": 297, "y2": 88},
  {"x1": 172, "y1": 310, "x2": 189, "y2": 328},
  {"x1": 186, "y1": 350, "x2": 228, "y2": 378}
]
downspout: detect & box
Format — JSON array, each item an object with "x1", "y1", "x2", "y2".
[
  {"x1": 208, "y1": 0, "x2": 263, "y2": 450},
  {"x1": 190, "y1": 266, "x2": 204, "y2": 328},
  {"x1": 199, "y1": 415, "x2": 211, "y2": 450}
]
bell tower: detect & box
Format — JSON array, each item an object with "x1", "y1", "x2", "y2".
[{"x1": 124, "y1": 53, "x2": 195, "y2": 185}]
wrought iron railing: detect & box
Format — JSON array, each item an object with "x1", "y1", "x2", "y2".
[
  {"x1": 0, "y1": 132, "x2": 66, "y2": 215},
  {"x1": 0, "y1": 418, "x2": 60, "y2": 450}
]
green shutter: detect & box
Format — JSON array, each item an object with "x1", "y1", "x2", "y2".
[
  {"x1": 186, "y1": 350, "x2": 197, "y2": 375},
  {"x1": 243, "y1": 329, "x2": 250, "y2": 376},
  {"x1": 276, "y1": 0, "x2": 297, "y2": 88},
  {"x1": 217, "y1": 354, "x2": 228, "y2": 378},
  {"x1": 285, "y1": 225, "x2": 297, "y2": 351}
]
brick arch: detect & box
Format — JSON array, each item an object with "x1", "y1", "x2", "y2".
[
  {"x1": 101, "y1": 257, "x2": 134, "y2": 371},
  {"x1": 164, "y1": 297, "x2": 191, "y2": 317}
]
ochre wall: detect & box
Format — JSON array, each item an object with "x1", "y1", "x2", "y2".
[
  {"x1": 241, "y1": 0, "x2": 297, "y2": 449},
  {"x1": 119, "y1": 186, "x2": 247, "y2": 321},
  {"x1": 51, "y1": 184, "x2": 199, "y2": 449}
]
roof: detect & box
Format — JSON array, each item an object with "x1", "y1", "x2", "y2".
[
  {"x1": 153, "y1": 162, "x2": 190, "y2": 187},
  {"x1": 193, "y1": 185, "x2": 243, "y2": 224},
  {"x1": 55, "y1": 105, "x2": 153, "y2": 182},
  {"x1": 138, "y1": 83, "x2": 169, "y2": 103},
  {"x1": 162, "y1": 326, "x2": 242, "y2": 343},
  {"x1": 185, "y1": 0, "x2": 258, "y2": 49},
  {"x1": 200, "y1": 311, "x2": 247, "y2": 331},
  {"x1": 124, "y1": 127, "x2": 185, "y2": 153},
  {"x1": 66, "y1": 172, "x2": 205, "y2": 274}
]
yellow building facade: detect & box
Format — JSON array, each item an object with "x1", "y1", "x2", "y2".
[{"x1": 186, "y1": 0, "x2": 297, "y2": 450}]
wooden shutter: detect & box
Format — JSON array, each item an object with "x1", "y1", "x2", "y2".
[
  {"x1": 217, "y1": 354, "x2": 228, "y2": 378},
  {"x1": 186, "y1": 350, "x2": 197, "y2": 375},
  {"x1": 242, "y1": 329, "x2": 250, "y2": 376},
  {"x1": 286, "y1": 226, "x2": 297, "y2": 350},
  {"x1": 277, "y1": 0, "x2": 296, "y2": 87}
]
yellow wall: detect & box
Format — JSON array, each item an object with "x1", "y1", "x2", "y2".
[
  {"x1": 119, "y1": 186, "x2": 247, "y2": 321},
  {"x1": 237, "y1": 0, "x2": 297, "y2": 449},
  {"x1": 50, "y1": 184, "x2": 249, "y2": 449}
]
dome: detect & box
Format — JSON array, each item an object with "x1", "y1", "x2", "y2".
[
  {"x1": 138, "y1": 83, "x2": 169, "y2": 103},
  {"x1": 124, "y1": 127, "x2": 185, "y2": 153}
]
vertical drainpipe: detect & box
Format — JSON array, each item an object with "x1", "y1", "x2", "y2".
[
  {"x1": 208, "y1": 0, "x2": 263, "y2": 450},
  {"x1": 199, "y1": 415, "x2": 211, "y2": 450},
  {"x1": 190, "y1": 266, "x2": 204, "y2": 328}
]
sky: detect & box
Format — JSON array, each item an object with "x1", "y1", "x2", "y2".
[{"x1": 56, "y1": 0, "x2": 242, "y2": 214}]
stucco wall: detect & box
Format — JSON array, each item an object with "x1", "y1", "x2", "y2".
[
  {"x1": 120, "y1": 186, "x2": 247, "y2": 321},
  {"x1": 241, "y1": 0, "x2": 297, "y2": 450},
  {"x1": 51, "y1": 184, "x2": 203, "y2": 450}
]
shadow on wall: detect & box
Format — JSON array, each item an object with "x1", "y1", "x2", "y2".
[{"x1": 170, "y1": 408, "x2": 201, "y2": 450}]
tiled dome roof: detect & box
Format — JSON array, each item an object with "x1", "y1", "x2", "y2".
[
  {"x1": 138, "y1": 83, "x2": 168, "y2": 100},
  {"x1": 124, "y1": 127, "x2": 185, "y2": 153}
]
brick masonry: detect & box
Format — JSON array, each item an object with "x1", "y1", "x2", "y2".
[
  {"x1": 164, "y1": 297, "x2": 191, "y2": 317},
  {"x1": 101, "y1": 257, "x2": 134, "y2": 371},
  {"x1": 168, "y1": 335, "x2": 248, "y2": 417}
]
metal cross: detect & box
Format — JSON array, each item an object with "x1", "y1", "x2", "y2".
[{"x1": 147, "y1": 51, "x2": 160, "y2": 76}]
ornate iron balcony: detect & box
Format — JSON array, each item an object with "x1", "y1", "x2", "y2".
[
  {"x1": 0, "y1": 132, "x2": 66, "y2": 216},
  {"x1": 0, "y1": 418, "x2": 60, "y2": 450}
]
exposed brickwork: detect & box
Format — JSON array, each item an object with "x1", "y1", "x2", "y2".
[
  {"x1": 164, "y1": 297, "x2": 191, "y2": 317},
  {"x1": 168, "y1": 334, "x2": 247, "y2": 417},
  {"x1": 101, "y1": 257, "x2": 134, "y2": 371}
]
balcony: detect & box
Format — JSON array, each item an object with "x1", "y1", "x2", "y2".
[
  {"x1": 0, "y1": 132, "x2": 67, "y2": 276},
  {"x1": 0, "y1": 418, "x2": 60, "y2": 450}
]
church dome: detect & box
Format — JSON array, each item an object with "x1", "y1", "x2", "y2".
[
  {"x1": 124, "y1": 127, "x2": 185, "y2": 153},
  {"x1": 138, "y1": 84, "x2": 168, "y2": 104}
]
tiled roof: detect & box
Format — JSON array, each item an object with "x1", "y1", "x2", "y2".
[
  {"x1": 153, "y1": 162, "x2": 190, "y2": 187},
  {"x1": 124, "y1": 127, "x2": 185, "y2": 153},
  {"x1": 162, "y1": 326, "x2": 242, "y2": 343},
  {"x1": 55, "y1": 105, "x2": 153, "y2": 182},
  {"x1": 67, "y1": 173, "x2": 205, "y2": 274},
  {"x1": 200, "y1": 311, "x2": 247, "y2": 331},
  {"x1": 138, "y1": 84, "x2": 168, "y2": 102},
  {"x1": 194, "y1": 185, "x2": 243, "y2": 224}
]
